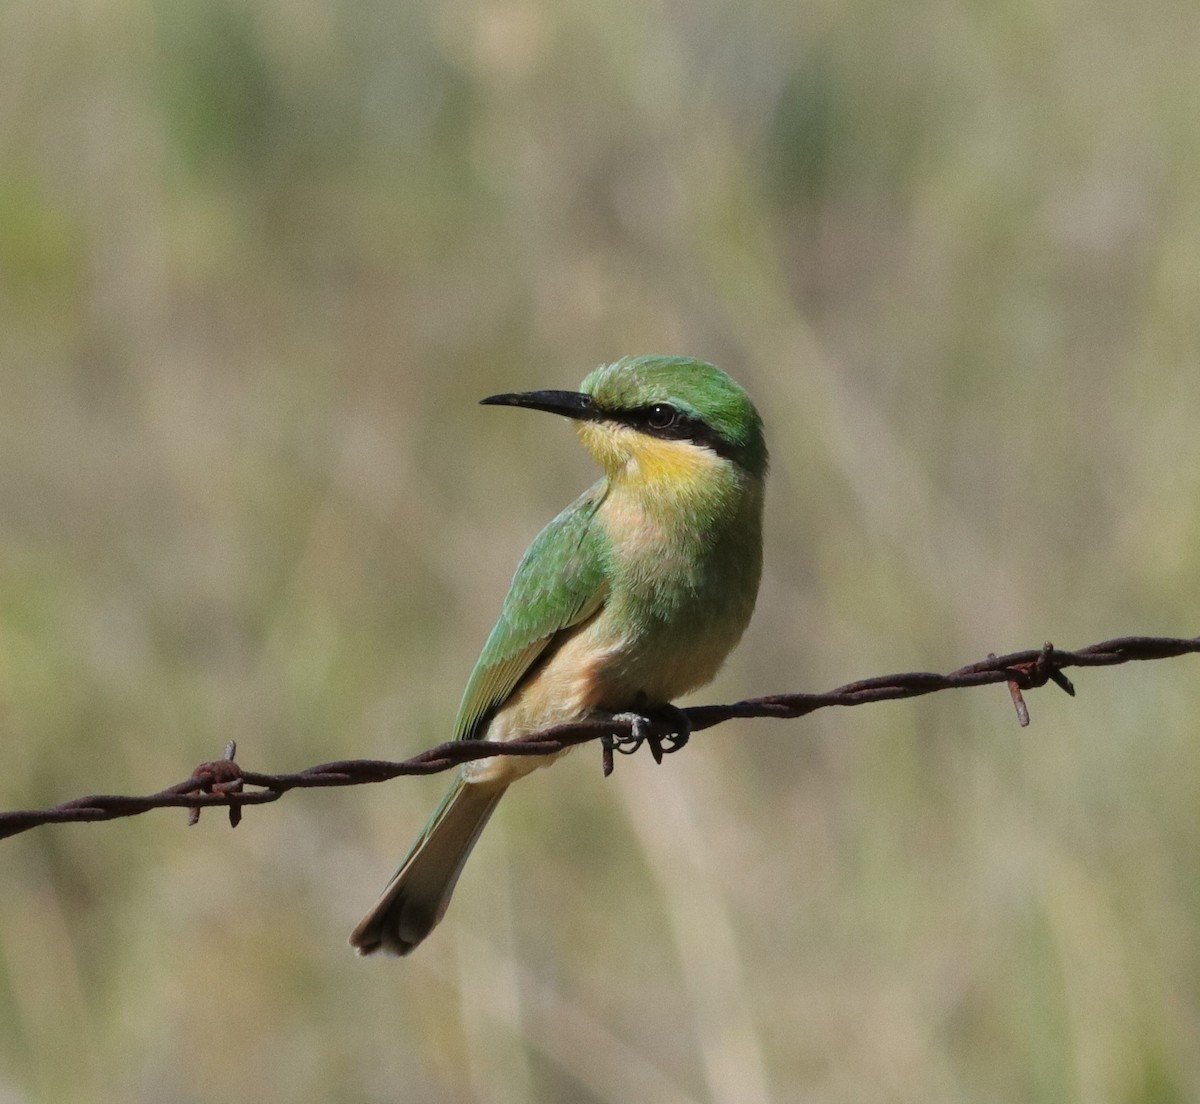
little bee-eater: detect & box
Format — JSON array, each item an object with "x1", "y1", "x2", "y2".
[{"x1": 350, "y1": 356, "x2": 767, "y2": 956}]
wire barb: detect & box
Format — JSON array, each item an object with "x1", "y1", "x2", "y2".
[
  {"x1": 188, "y1": 740, "x2": 244, "y2": 828},
  {"x1": 0, "y1": 633, "x2": 1196, "y2": 841},
  {"x1": 990, "y1": 653, "x2": 1030, "y2": 727}
]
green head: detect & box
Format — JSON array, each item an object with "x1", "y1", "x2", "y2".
[{"x1": 481, "y1": 356, "x2": 768, "y2": 479}]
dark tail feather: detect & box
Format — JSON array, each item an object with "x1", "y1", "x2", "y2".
[{"x1": 349, "y1": 774, "x2": 507, "y2": 956}]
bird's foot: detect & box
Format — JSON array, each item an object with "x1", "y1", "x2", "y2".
[{"x1": 600, "y1": 705, "x2": 692, "y2": 777}]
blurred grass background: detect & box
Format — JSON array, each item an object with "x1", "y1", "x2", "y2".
[{"x1": 2, "y1": 0, "x2": 1199, "y2": 1100}]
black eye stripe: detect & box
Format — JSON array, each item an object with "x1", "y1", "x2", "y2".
[{"x1": 596, "y1": 403, "x2": 739, "y2": 462}]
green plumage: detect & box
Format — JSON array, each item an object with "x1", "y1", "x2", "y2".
[
  {"x1": 454, "y1": 483, "x2": 609, "y2": 742},
  {"x1": 350, "y1": 356, "x2": 767, "y2": 956}
]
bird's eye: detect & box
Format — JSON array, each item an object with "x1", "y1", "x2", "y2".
[{"x1": 647, "y1": 403, "x2": 678, "y2": 429}]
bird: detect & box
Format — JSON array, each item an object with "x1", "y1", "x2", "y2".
[{"x1": 349, "y1": 355, "x2": 768, "y2": 956}]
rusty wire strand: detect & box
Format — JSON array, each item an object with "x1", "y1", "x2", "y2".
[{"x1": 1, "y1": 634, "x2": 1196, "y2": 841}]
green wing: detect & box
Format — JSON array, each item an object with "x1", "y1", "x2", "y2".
[{"x1": 454, "y1": 481, "x2": 609, "y2": 741}]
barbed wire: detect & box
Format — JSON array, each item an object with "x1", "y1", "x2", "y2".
[{"x1": 1, "y1": 634, "x2": 1196, "y2": 841}]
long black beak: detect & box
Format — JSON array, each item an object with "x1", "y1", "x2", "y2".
[{"x1": 479, "y1": 389, "x2": 598, "y2": 421}]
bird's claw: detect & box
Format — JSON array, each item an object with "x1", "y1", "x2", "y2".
[
  {"x1": 657, "y1": 704, "x2": 691, "y2": 755},
  {"x1": 600, "y1": 706, "x2": 692, "y2": 777}
]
